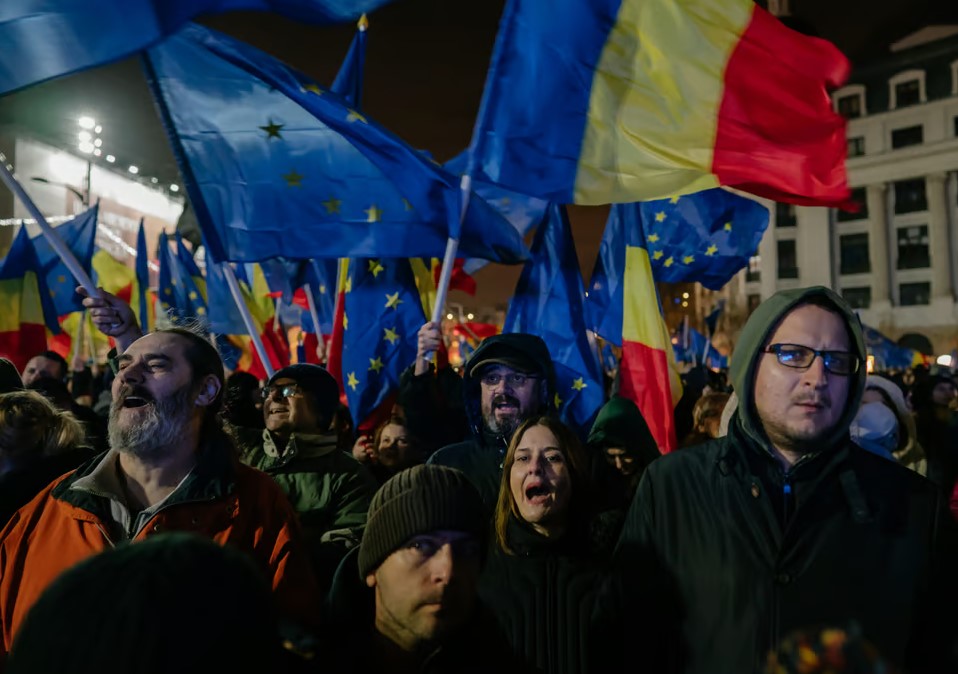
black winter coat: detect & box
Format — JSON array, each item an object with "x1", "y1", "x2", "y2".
[
  {"x1": 612, "y1": 422, "x2": 958, "y2": 674},
  {"x1": 479, "y1": 517, "x2": 612, "y2": 674}
]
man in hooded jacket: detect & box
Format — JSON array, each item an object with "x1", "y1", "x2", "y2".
[
  {"x1": 612, "y1": 286, "x2": 958, "y2": 673},
  {"x1": 426, "y1": 334, "x2": 557, "y2": 514}
]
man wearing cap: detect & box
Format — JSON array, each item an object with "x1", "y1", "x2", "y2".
[
  {"x1": 324, "y1": 464, "x2": 524, "y2": 672},
  {"x1": 612, "y1": 287, "x2": 958, "y2": 673},
  {"x1": 232, "y1": 363, "x2": 379, "y2": 587},
  {"x1": 425, "y1": 332, "x2": 557, "y2": 513}
]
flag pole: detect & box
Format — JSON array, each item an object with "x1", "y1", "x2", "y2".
[
  {"x1": 0, "y1": 157, "x2": 98, "y2": 295},
  {"x1": 220, "y1": 263, "x2": 274, "y2": 379},
  {"x1": 430, "y1": 174, "x2": 471, "y2": 325},
  {"x1": 303, "y1": 281, "x2": 325, "y2": 361}
]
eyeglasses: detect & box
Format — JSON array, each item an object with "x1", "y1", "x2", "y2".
[
  {"x1": 260, "y1": 383, "x2": 302, "y2": 400},
  {"x1": 763, "y1": 343, "x2": 860, "y2": 376},
  {"x1": 479, "y1": 372, "x2": 538, "y2": 387}
]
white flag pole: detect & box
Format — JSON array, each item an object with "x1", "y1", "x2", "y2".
[
  {"x1": 221, "y1": 263, "x2": 274, "y2": 379},
  {"x1": 0, "y1": 157, "x2": 97, "y2": 294}
]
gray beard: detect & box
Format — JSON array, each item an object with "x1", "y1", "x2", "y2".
[
  {"x1": 108, "y1": 385, "x2": 194, "y2": 459},
  {"x1": 484, "y1": 413, "x2": 521, "y2": 440}
]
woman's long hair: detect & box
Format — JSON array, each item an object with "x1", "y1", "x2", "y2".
[{"x1": 493, "y1": 415, "x2": 590, "y2": 554}]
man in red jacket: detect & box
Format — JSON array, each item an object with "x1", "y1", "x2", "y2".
[{"x1": 0, "y1": 325, "x2": 321, "y2": 659}]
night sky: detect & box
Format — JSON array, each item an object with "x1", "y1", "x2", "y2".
[{"x1": 1, "y1": 0, "x2": 956, "y2": 312}]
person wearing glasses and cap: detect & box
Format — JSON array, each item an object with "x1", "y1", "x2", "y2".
[
  {"x1": 609, "y1": 286, "x2": 958, "y2": 674},
  {"x1": 231, "y1": 364, "x2": 378, "y2": 592}
]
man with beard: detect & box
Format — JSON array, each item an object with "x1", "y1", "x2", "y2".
[
  {"x1": 610, "y1": 287, "x2": 958, "y2": 673},
  {"x1": 427, "y1": 334, "x2": 557, "y2": 513},
  {"x1": 0, "y1": 328, "x2": 321, "y2": 660}
]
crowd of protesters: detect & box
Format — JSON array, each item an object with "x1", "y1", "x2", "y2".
[{"x1": 0, "y1": 284, "x2": 956, "y2": 673}]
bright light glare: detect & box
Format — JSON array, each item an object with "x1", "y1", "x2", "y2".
[
  {"x1": 93, "y1": 149, "x2": 102, "y2": 157},
  {"x1": 446, "y1": 313, "x2": 454, "y2": 320},
  {"x1": 128, "y1": 165, "x2": 139, "y2": 174},
  {"x1": 467, "y1": 313, "x2": 475, "y2": 320},
  {"x1": 936, "y1": 355, "x2": 953, "y2": 367},
  {"x1": 93, "y1": 138, "x2": 102, "y2": 148},
  {"x1": 78, "y1": 141, "x2": 95, "y2": 154},
  {"x1": 106, "y1": 155, "x2": 116, "y2": 163},
  {"x1": 682, "y1": 292, "x2": 690, "y2": 299},
  {"x1": 94, "y1": 125, "x2": 102, "y2": 134},
  {"x1": 170, "y1": 184, "x2": 180, "y2": 192},
  {"x1": 78, "y1": 116, "x2": 96, "y2": 130},
  {"x1": 151, "y1": 177, "x2": 158, "y2": 184}
]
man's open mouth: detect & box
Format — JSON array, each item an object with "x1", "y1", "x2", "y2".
[{"x1": 122, "y1": 395, "x2": 150, "y2": 408}]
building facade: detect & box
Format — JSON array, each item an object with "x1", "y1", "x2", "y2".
[{"x1": 736, "y1": 27, "x2": 958, "y2": 356}]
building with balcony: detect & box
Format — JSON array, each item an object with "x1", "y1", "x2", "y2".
[{"x1": 734, "y1": 26, "x2": 958, "y2": 356}]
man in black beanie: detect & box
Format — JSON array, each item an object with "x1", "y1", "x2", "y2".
[
  {"x1": 326, "y1": 464, "x2": 523, "y2": 673},
  {"x1": 230, "y1": 363, "x2": 377, "y2": 591}
]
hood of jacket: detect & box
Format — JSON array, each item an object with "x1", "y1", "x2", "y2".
[
  {"x1": 587, "y1": 396, "x2": 661, "y2": 462},
  {"x1": 461, "y1": 333, "x2": 557, "y2": 446},
  {"x1": 729, "y1": 286, "x2": 867, "y2": 458}
]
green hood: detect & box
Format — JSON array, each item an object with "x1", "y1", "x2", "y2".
[
  {"x1": 587, "y1": 396, "x2": 660, "y2": 463},
  {"x1": 729, "y1": 286, "x2": 867, "y2": 454}
]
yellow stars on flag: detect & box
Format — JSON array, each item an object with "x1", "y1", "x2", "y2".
[
  {"x1": 57, "y1": 275, "x2": 66, "y2": 283},
  {"x1": 705, "y1": 244, "x2": 719, "y2": 257},
  {"x1": 344, "y1": 276, "x2": 353, "y2": 293},
  {"x1": 164, "y1": 287, "x2": 173, "y2": 296},
  {"x1": 368, "y1": 357, "x2": 384, "y2": 373},
  {"x1": 48, "y1": 289, "x2": 56, "y2": 298},
  {"x1": 385, "y1": 292, "x2": 403, "y2": 309},
  {"x1": 259, "y1": 119, "x2": 284, "y2": 139},
  {"x1": 188, "y1": 291, "x2": 199, "y2": 301},
  {"x1": 322, "y1": 197, "x2": 341, "y2": 214},
  {"x1": 319, "y1": 284, "x2": 327, "y2": 294},
  {"x1": 655, "y1": 211, "x2": 666, "y2": 223},
  {"x1": 724, "y1": 222, "x2": 733, "y2": 232},
  {"x1": 347, "y1": 109, "x2": 367, "y2": 124},
  {"x1": 652, "y1": 251, "x2": 664, "y2": 261},
  {"x1": 571, "y1": 377, "x2": 587, "y2": 391},
  {"x1": 196, "y1": 306, "x2": 206, "y2": 316},
  {"x1": 366, "y1": 205, "x2": 383, "y2": 223},
  {"x1": 682, "y1": 255, "x2": 695, "y2": 265},
  {"x1": 347, "y1": 372, "x2": 359, "y2": 391},
  {"x1": 368, "y1": 260, "x2": 384, "y2": 278},
  {"x1": 282, "y1": 170, "x2": 303, "y2": 188},
  {"x1": 343, "y1": 313, "x2": 349, "y2": 330},
  {"x1": 669, "y1": 196, "x2": 681, "y2": 204},
  {"x1": 664, "y1": 256, "x2": 675, "y2": 268},
  {"x1": 402, "y1": 198, "x2": 414, "y2": 211},
  {"x1": 300, "y1": 83, "x2": 322, "y2": 95},
  {"x1": 554, "y1": 392, "x2": 563, "y2": 408},
  {"x1": 647, "y1": 233, "x2": 660, "y2": 243},
  {"x1": 383, "y1": 327, "x2": 400, "y2": 345}
]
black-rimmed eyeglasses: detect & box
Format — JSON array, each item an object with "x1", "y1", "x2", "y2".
[{"x1": 763, "y1": 343, "x2": 859, "y2": 376}]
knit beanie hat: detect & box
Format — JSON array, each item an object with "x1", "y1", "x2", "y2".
[{"x1": 358, "y1": 465, "x2": 485, "y2": 579}]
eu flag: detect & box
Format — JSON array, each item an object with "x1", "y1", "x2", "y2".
[
  {"x1": 143, "y1": 23, "x2": 528, "y2": 266},
  {"x1": 30, "y1": 204, "x2": 99, "y2": 329},
  {"x1": 341, "y1": 257, "x2": 426, "y2": 428},
  {"x1": 503, "y1": 204, "x2": 603, "y2": 432},
  {"x1": 0, "y1": 0, "x2": 398, "y2": 95},
  {"x1": 863, "y1": 325, "x2": 921, "y2": 371},
  {"x1": 135, "y1": 219, "x2": 152, "y2": 332},
  {"x1": 157, "y1": 231, "x2": 207, "y2": 324}
]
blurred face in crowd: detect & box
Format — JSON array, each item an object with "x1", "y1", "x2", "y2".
[
  {"x1": 376, "y1": 422, "x2": 419, "y2": 470},
  {"x1": 22, "y1": 355, "x2": 66, "y2": 386},
  {"x1": 479, "y1": 365, "x2": 542, "y2": 438},
  {"x1": 367, "y1": 530, "x2": 481, "y2": 652},
  {"x1": 109, "y1": 333, "x2": 201, "y2": 459},
  {"x1": 262, "y1": 378, "x2": 323, "y2": 438},
  {"x1": 754, "y1": 304, "x2": 854, "y2": 456},
  {"x1": 931, "y1": 381, "x2": 957, "y2": 408},
  {"x1": 509, "y1": 424, "x2": 572, "y2": 536},
  {"x1": 604, "y1": 447, "x2": 638, "y2": 477}
]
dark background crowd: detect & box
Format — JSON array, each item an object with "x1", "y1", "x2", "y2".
[{"x1": 0, "y1": 285, "x2": 956, "y2": 674}]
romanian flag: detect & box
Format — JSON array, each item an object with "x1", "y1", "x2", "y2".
[
  {"x1": 325, "y1": 258, "x2": 350, "y2": 399},
  {"x1": 586, "y1": 205, "x2": 683, "y2": 453},
  {"x1": 0, "y1": 228, "x2": 54, "y2": 371},
  {"x1": 470, "y1": 0, "x2": 851, "y2": 207}
]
